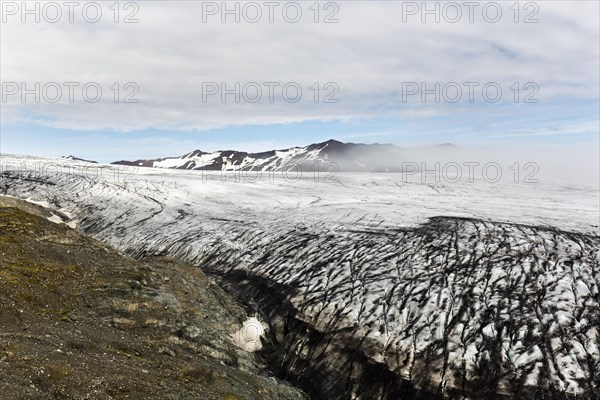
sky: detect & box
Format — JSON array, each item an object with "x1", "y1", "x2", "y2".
[{"x1": 0, "y1": 1, "x2": 599, "y2": 163}]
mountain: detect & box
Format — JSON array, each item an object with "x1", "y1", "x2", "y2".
[
  {"x1": 111, "y1": 139, "x2": 451, "y2": 172},
  {"x1": 63, "y1": 155, "x2": 98, "y2": 164}
]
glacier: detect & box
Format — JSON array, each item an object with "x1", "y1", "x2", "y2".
[{"x1": 1, "y1": 154, "x2": 599, "y2": 399}]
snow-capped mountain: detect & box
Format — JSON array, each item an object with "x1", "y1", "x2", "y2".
[
  {"x1": 112, "y1": 139, "x2": 443, "y2": 172},
  {"x1": 63, "y1": 155, "x2": 98, "y2": 164}
]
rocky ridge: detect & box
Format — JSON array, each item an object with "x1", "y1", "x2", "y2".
[{"x1": 0, "y1": 197, "x2": 307, "y2": 400}]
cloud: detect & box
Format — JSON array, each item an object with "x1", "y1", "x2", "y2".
[{"x1": 0, "y1": 1, "x2": 598, "y2": 132}]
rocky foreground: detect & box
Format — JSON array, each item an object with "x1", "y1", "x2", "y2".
[{"x1": 0, "y1": 198, "x2": 307, "y2": 400}]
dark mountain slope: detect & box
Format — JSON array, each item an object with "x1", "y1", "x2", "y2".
[{"x1": 0, "y1": 199, "x2": 307, "y2": 400}]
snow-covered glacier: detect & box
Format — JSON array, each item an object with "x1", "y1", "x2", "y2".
[{"x1": 1, "y1": 154, "x2": 599, "y2": 399}]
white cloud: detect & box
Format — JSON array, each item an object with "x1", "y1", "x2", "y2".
[{"x1": 1, "y1": 0, "x2": 598, "y2": 131}]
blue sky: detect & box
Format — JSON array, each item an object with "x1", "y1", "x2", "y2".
[
  {"x1": 1, "y1": 1, "x2": 599, "y2": 163},
  {"x1": 2, "y1": 98, "x2": 598, "y2": 163}
]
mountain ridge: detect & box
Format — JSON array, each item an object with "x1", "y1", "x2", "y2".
[{"x1": 111, "y1": 139, "x2": 456, "y2": 172}]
